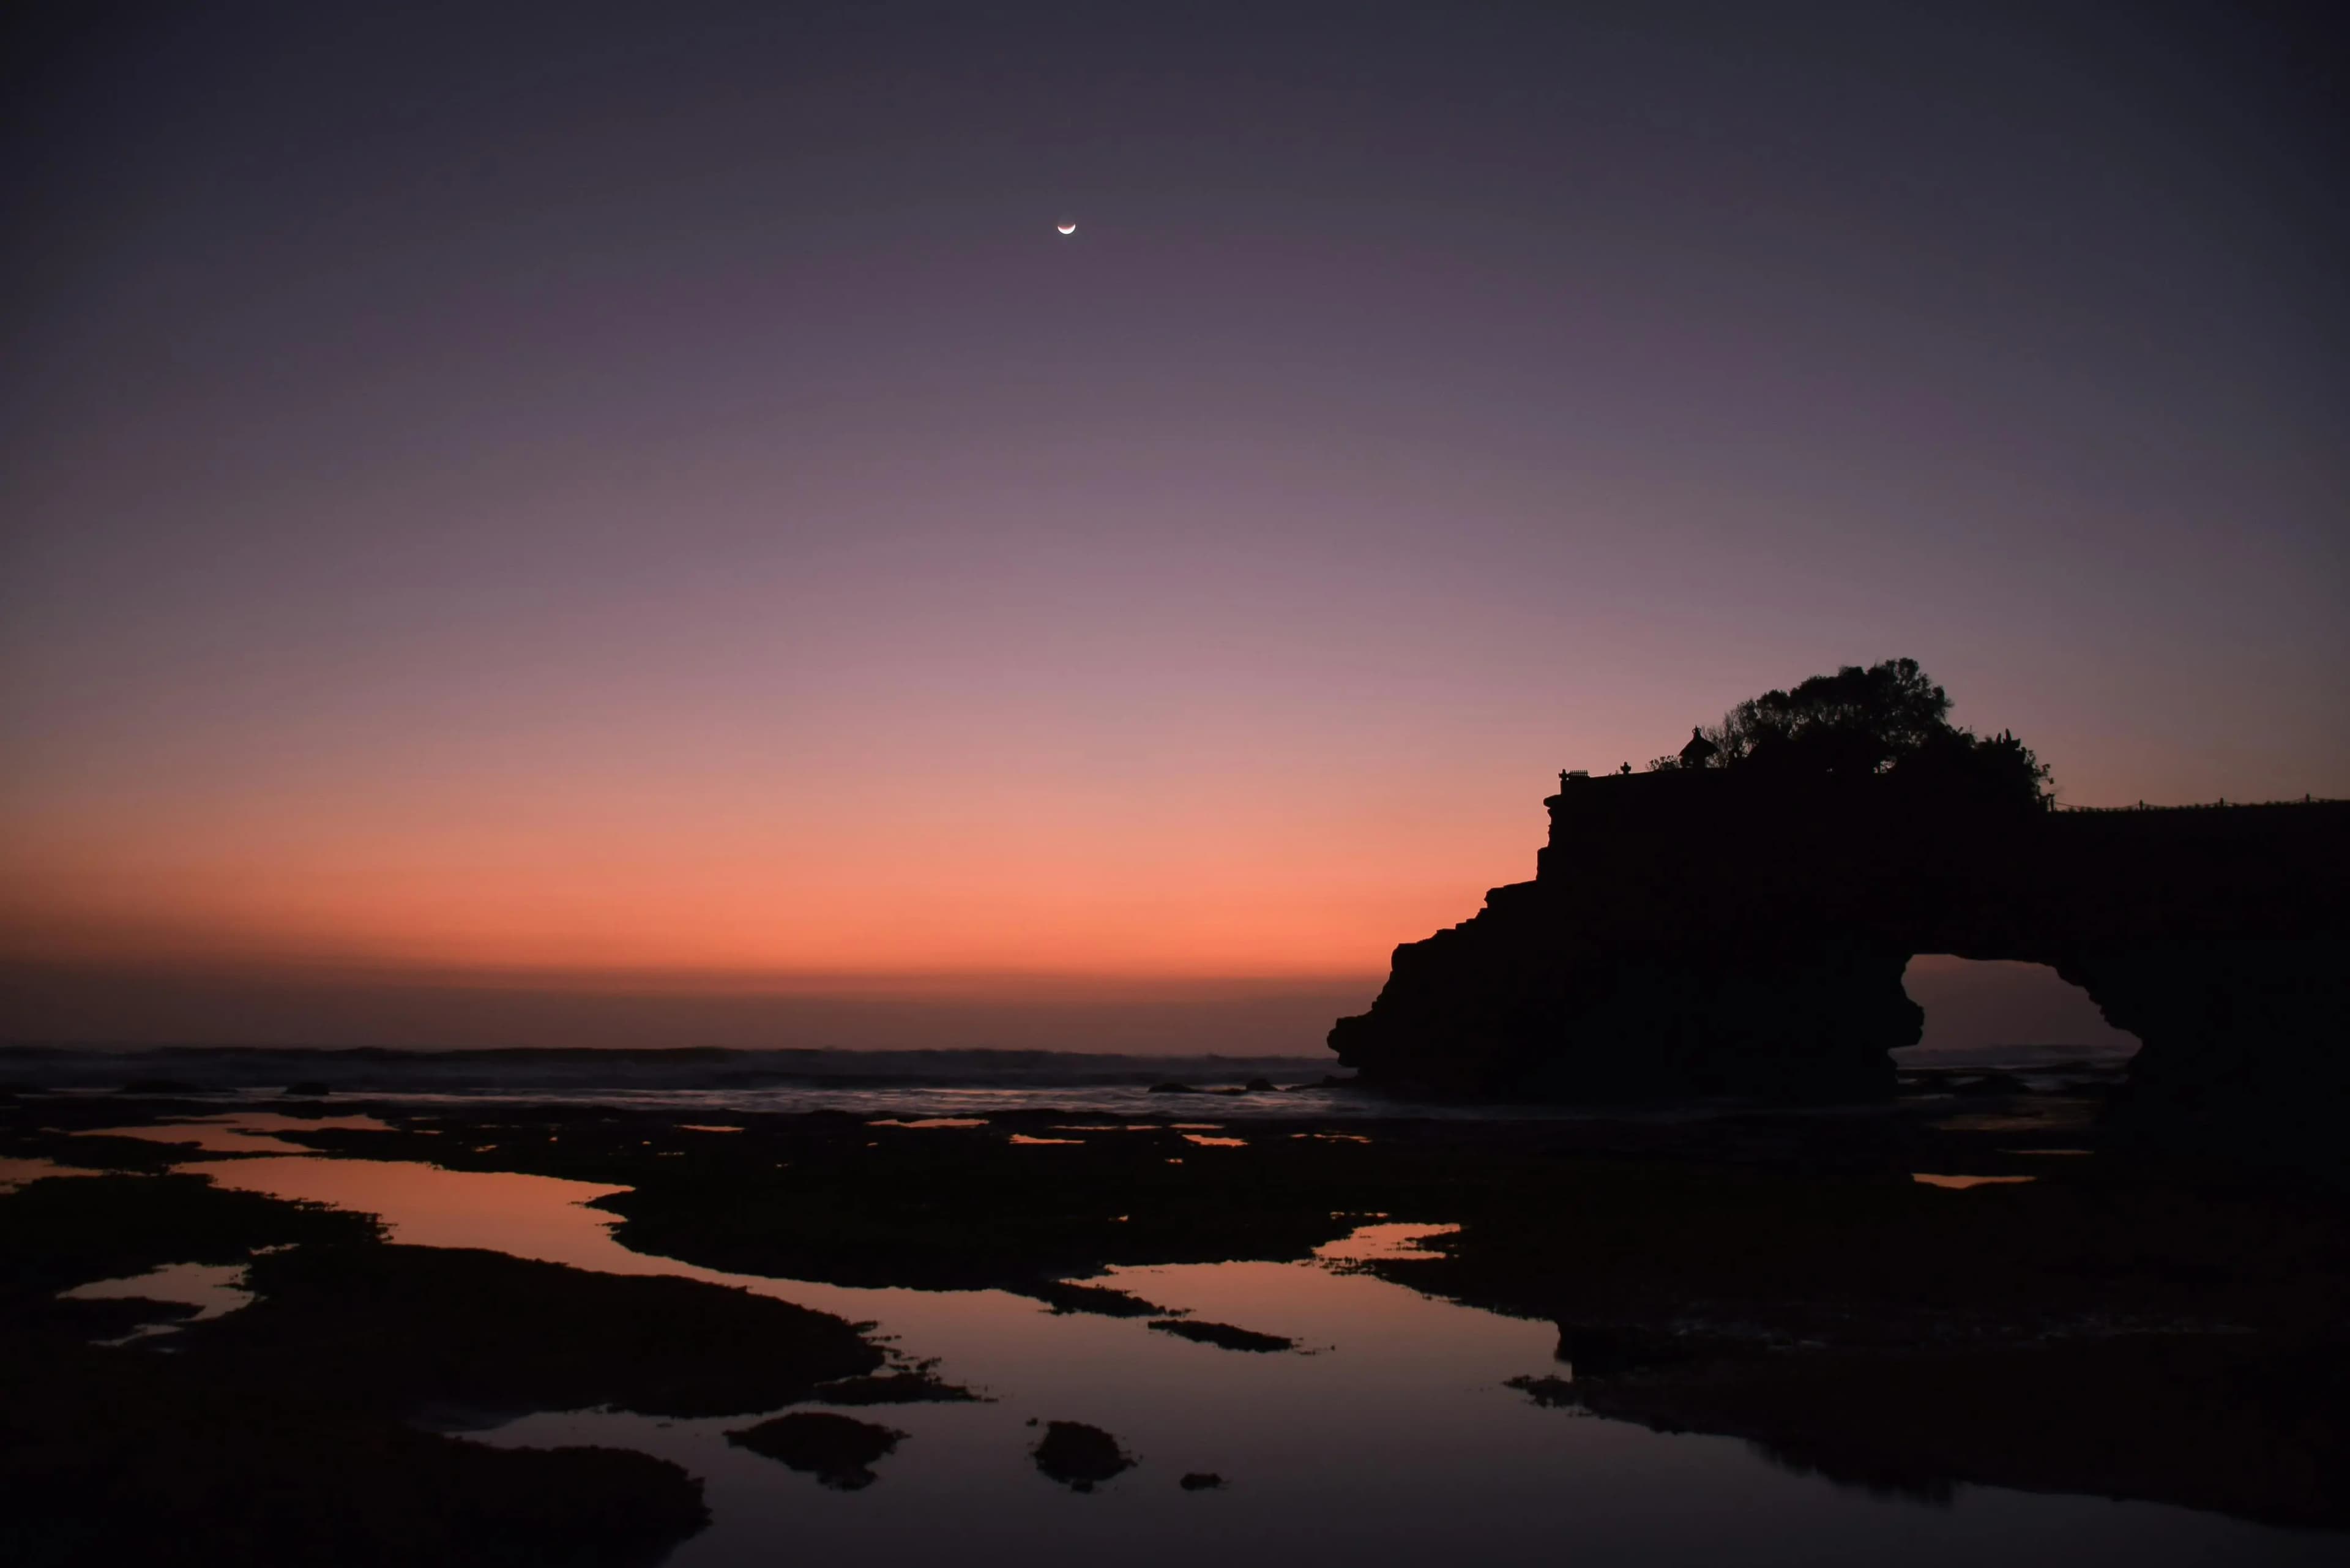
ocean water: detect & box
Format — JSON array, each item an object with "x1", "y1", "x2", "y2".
[{"x1": 0, "y1": 1037, "x2": 2138, "y2": 1122}]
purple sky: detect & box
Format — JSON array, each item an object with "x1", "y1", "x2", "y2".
[{"x1": 3, "y1": 2, "x2": 2343, "y2": 1025}]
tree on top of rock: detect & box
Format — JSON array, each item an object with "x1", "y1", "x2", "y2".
[
  {"x1": 1718, "y1": 658, "x2": 1951, "y2": 775},
  {"x1": 1651, "y1": 658, "x2": 2052, "y2": 808}
]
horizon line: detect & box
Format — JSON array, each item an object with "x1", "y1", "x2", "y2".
[{"x1": 0, "y1": 955, "x2": 1387, "y2": 999}]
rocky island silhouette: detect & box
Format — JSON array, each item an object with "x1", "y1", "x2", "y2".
[{"x1": 1331, "y1": 660, "x2": 2350, "y2": 1176}]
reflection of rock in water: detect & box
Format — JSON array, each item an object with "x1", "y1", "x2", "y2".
[
  {"x1": 1032, "y1": 1421, "x2": 1134, "y2": 1491},
  {"x1": 1147, "y1": 1316, "x2": 1296, "y2": 1353},
  {"x1": 1551, "y1": 1323, "x2": 1690, "y2": 1379},
  {"x1": 1572, "y1": 1338, "x2": 2350, "y2": 1529},
  {"x1": 1753, "y1": 1441, "x2": 1956, "y2": 1506},
  {"x1": 727, "y1": 1412, "x2": 906, "y2": 1490},
  {"x1": 1504, "y1": 1373, "x2": 1578, "y2": 1408},
  {"x1": 804, "y1": 1369, "x2": 981, "y2": 1405}
]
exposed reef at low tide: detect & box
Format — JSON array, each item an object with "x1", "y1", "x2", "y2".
[
  {"x1": 0, "y1": 1163, "x2": 910, "y2": 1565},
  {"x1": 10, "y1": 1083, "x2": 2346, "y2": 1542}
]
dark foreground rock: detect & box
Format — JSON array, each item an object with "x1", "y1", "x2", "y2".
[
  {"x1": 187, "y1": 1241, "x2": 882, "y2": 1419},
  {"x1": 726, "y1": 1412, "x2": 905, "y2": 1490},
  {"x1": 1032, "y1": 1421, "x2": 1133, "y2": 1490},
  {"x1": 0, "y1": 1171, "x2": 376, "y2": 1299},
  {"x1": 0, "y1": 1168, "x2": 897, "y2": 1566},
  {"x1": 0, "y1": 1336, "x2": 706, "y2": 1567}
]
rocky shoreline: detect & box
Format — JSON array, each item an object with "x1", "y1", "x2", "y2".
[{"x1": 5, "y1": 1066, "x2": 2345, "y2": 1555}]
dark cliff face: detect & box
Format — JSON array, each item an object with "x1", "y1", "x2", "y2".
[
  {"x1": 2061, "y1": 938, "x2": 2350, "y2": 1173},
  {"x1": 1327, "y1": 895, "x2": 1918, "y2": 1102},
  {"x1": 1330, "y1": 775, "x2": 2350, "y2": 1170}
]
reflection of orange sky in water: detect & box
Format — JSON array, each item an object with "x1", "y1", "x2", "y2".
[
  {"x1": 188, "y1": 1152, "x2": 1471, "y2": 1306},
  {"x1": 189, "y1": 1157, "x2": 640, "y2": 1267},
  {"x1": 1912, "y1": 1173, "x2": 2037, "y2": 1190},
  {"x1": 185, "y1": 1141, "x2": 1569, "y2": 1526},
  {"x1": 185, "y1": 1152, "x2": 1533, "y2": 1400},
  {"x1": 80, "y1": 1113, "x2": 391, "y2": 1155},
  {"x1": 170, "y1": 1144, "x2": 2340, "y2": 1566},
  {"x1": 0, "y1": 1156, "x2": 100, "y2": 1193},
  {"x1": 1315, "y1": 1220, "x2": 1460, "y2": 1262}
]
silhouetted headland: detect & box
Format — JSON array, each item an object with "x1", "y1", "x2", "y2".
[{"x1": 1330, "y1": 660, "x2": 2350, "y2": 1174}]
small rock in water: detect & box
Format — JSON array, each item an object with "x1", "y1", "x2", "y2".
[
  {"x1": 1030, "y1": 1279, "x2": 1162, "y2": 1318},
  {"x1": 1032, "y1": 1420, "x2": 1133, "y2": 1491},
  {"x1": 1179, "y1": 1471, "x2": 1226, "y2": 1490},
  {"x1": 726, "y1": 1411, "x2": 906, "y2": 1490},
  {"x1": 1147, "y1": 1318, "x2": 1295, "y2": 1353}
]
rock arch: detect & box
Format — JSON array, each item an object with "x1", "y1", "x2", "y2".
[{"x1": 1329, "y1": 773, "x2": 2350, "y2": 1171}]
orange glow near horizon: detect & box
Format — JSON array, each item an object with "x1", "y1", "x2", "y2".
[
  {"x1": 8, "y1": 701, "x2": 2321, "y2": 987},
  {"x1": 0, "y1": 746, "x2": 1549, "y2": 980}
]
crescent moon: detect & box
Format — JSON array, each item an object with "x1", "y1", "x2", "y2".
[{"x1": 1056, "y1": 222, "x2": 1077, "y2": 235}]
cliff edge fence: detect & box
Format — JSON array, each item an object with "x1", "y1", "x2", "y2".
[{"x1": 1329, "y1": 771, "x2": 2350, "y2": 1173}]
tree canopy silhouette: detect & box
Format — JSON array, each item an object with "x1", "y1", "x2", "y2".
[{"x1": 1650, "y1": 659, "x2": 2051, "y2": 808}]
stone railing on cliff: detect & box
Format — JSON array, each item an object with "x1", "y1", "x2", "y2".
[{"x1": 1329, "y1": 771, "x2": 2350, "y2": 1170}]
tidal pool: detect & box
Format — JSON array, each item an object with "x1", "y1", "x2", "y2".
[{"x1": 176, "y1": 1135, "x2": 2340, "y2": 1568}]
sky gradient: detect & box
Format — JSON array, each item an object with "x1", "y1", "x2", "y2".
[{"x1": 4, "y1": 2, "x2": 2343, "y2": 1028}]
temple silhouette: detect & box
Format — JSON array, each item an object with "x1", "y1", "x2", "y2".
[{"x1": 1330, "y1": 762, "x2": 2350, "y2": 1173}]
